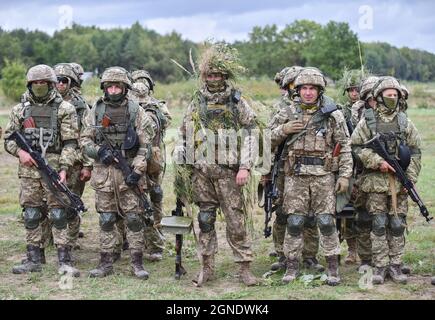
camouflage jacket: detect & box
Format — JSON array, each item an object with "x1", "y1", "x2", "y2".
[
  {"x1": 351, "y1": 110, "x2": 421, "y2": 194},
  {"x1": 181, "y1": 86, "x2": 258, "y2": 171},
  {"x1": 61, "y1": 89, "x2": 93, "y2": 168},
  {"x1": 4, "y1": 90, "x2": 79, "y2": 178},
  {"x1": 351, "y1": 100, "x2": 365, "y2": 128},
  {"x1": 80, "y1": 97, "x2": 155, "y2": 176},
  {"x1": 269, "y1": 97, "x2": 353, "y2": 178}
]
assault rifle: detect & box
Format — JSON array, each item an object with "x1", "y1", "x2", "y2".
[
  {"x1": 364, "y1": 133, "x2": 432, "y2": 222},
  {"x1": 8, "y1": 131, "x2": 86, "y2": 214},
  {"x1": 95, "y1": 127, "x2": 154, "y2": 218}
]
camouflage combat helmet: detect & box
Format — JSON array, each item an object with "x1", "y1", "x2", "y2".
[
  {"x1": 198, "y1": 42, "x2": 245, "y2": 82},
  {"x1": 131, "y1": 70, "x2": 155, "y2": 91},
  {"x1": 372, "y1": 76, "x2": 402, "y2": 99},
  {"x1": 274, "y1": 67, "x2": 291, "y2": 87},
  {"x1": 100, "y1": 66, "x2": 132, "y2": 89},
  {"x1": 54, "y1": 63, "x2": 80, "y2": 84},
  {"x1": 70, "y1": 62, "x2": 84, "y2": 76},
  {"x1": 341, "y1": 69, "x2": 363, "y2": 95},
  {"x1": 359, "y1": 76, "x2": 379, "y2": 100},
  {"x1": 26, "y1": 64, "x2": 57, "y2": 84},
  {"x1": 131, "y1": 82, "x2": 149, "y2": 103},
  {"x1": 294, "y1": 67, "x2": 327, "y2": 90},
  {"x1": 400, "y1": 84, "x2": 409, "y2": 100},
  {"x1": 281, "y1": 66, "x2": 303, "y2": 89}
]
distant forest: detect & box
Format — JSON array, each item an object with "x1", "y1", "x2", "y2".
[{"x1": 1, "y1": 20, "x2": 434, "y2": 82}]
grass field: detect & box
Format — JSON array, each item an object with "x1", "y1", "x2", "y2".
[{"x1": 0, "y1": 80, "x2": 434, "y2": 300}]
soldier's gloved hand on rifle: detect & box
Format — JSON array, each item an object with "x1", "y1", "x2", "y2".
[
  {"x1": 282, "y1": 120, "x2": 304, "y2": 135},
  {"x1": 97, "y1": 145, "x2": 115, "y2": 166},
  {"x1": 335, "y1": 177, "x2": 350, "y2": 194},
  {"x1": 125, "y1": 171, "x2": 141, "y2": 187}
]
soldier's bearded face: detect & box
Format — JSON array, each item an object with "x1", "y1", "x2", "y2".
[{"x1": 300, "y1": 85, "x2": 319, "y2": 104}]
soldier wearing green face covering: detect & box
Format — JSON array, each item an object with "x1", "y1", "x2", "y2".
[
  {"x1": 4, "y1": 64, "x2": 80, "y2": 276},
  {"x1": 351, "y1": 76, "x2": 422, "y2": 285}
]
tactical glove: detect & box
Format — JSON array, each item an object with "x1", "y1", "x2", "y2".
[
  {"x1": 335, "y1": 177, "x2": 350, "y2": 194},
  {"x1": 282, "y1": 120, "x2": 304, "y2": 135},
  {"x1": 97, "y1": 145, "x2": 114, "y2": 166},
  {"x1": 125, "y1": 171, "x2": 141, "y2": 187}
]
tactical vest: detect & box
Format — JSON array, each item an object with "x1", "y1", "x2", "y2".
[
  {"x1": 365, "y1": 108, "x2": 408, "y2": 157},
  {"x1": 287, "y1": 105, "x2": 333, "y2": 162},
  {"x1": 198, "y1": 89, "x2": 241, "y2": 133},
  {"x1": 94, "y1": 99, "x2": 140, "y2": 159},
  {"x1": 22, "y1": 95, "x2": 63, "y2": 154}
]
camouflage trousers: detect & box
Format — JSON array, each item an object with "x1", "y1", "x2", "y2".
[
  {"x1": 366, "y1": 192, "x2": 408, "y2": 268},
  {"x1": 354, "y1": 190, "x2": 372, "y2": 261},
  {"x1": 95, "y1": 189, "x2": 145, "y2": 253},
  {"x1": 192, "y1": 166, "x2": 253, "y2": 263},
  {"x1": 19, "y1": 177, "x2": 68, "y2": 247},
  {"x1": 272, "y1": 169, "x2": 320, "y2": 259},
  {"x1": 144, "y1": 172, "x2": 165, "y2": 254},
  {"x1": 66, "y1": 163, "x2": 86, "y2": 248},
  {"x1": 283, "y1": 174, "x2": 341, "y2": 259}
]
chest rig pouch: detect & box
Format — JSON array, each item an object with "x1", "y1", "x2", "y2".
[
  {"x1": 22, "y1": 96, "x2": 62, "y2": 154},
  {"x1": 366, "y1": 109, "x2": 410, "y2": 170},
  {"x1": 95, "y1": 100, "x2": 139, "y2": 159},
  {"x1": 286, "y1": 104, "x2": 335, "y2": 174}
]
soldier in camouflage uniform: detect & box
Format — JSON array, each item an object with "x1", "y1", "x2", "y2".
[
  {"x1": 269, "y1": 68, "x2": 353, "y2": 286},
  {"x1": 80, "y1": 66, "x2": 155, "y2": 279},
  {"x1": 54, "y1": 63, "x2": 92, "y2": 250},
  {"x1": 348, "y1": 76, "x2": 380, "y2": 272},
  {"x1": 337, "y1": 71, "x2": 362, "y2": 265},
  {"x1": 4, "y1": 64, "x2": 80, "y2": 276},
  {"x1": 267, "y1": 66, "x2": 324, "y2": 273},
  {"x1": 351, "y1": 76, "x2": 421, "y2": 284},
  {"x1": 130, "y1": 80, "x2": 172, "y2": 262},
  {"x1": 180, "y1": 43, "x2": 258, "y2": 287}
]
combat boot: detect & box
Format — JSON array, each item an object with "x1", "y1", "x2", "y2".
[
  {"x1": 12, "y1": 244, "x2": 42, "y2": 274},
  {"x1": 113, "y1": 251, "x2": 122, "y2": 263},
  {"x1": 193, "y1": 255, "x2": 215, "y2": 287},
  {"x1": 303, "y1": 257, "x2": 325, "y2": 273},
  {"x1": 130, "y1": 250, "x2": 149, "y2": 279},
  {"x1": 357, "y1": 259, "x2": 372, "y2": 273},
  {"x1": 57, "y1": 246, "x2": 80, "y2": 277},
  {"x1": 372, "y1": 266, "x2": 387, "y2": 284},
  {"x1": 144, "y1": 252, "x2": 163, "y2": 262},
  {"x1": 282, "y1": 258, "x2": 299, "y2": 284},
  {"x1": 21, "y1": 247, "x2": 46, "y2": 264},
  {"x1": 431, "y1": 277, "x2": 435, "y2": 286},
  {"x1": 89, "y1": 252, "x2": 114, "y2": 278},
  {"x1": 325, "y1": 255, "x2": 341, "y2": 286},
  {"x1": 388, "y1": 264, "x2": 407, "y2": 284},
  {"x1": 270, "y1": 255, "x2": 286, "y2": 271},
  {"x1": 238, "y1": 262, "x2": 258, "y2": 286},
  {"x1": 401, "y1": 264, "x2": 411, "y2": 275},
  {"x1": 344, "y1": 238, "x2": 358, "y2": 264}
]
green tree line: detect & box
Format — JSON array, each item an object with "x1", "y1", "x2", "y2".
[{"x1": 1, "y1": 20, "x2": 435, "y2": 82}]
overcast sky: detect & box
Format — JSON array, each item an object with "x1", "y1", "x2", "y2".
[{"x1": 1, "y1": 0, "x2": 434, "y2": 53}]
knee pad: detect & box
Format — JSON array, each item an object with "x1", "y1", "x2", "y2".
[
  {"x1": 286, "y1": 214, "x2": 305, "y2": 237},
  {"x1": 372, "y1": 213, "x2": 388, "y2": 236},
  {"x1": 275, "y1": 209, "x2": 288, "y2": 226},
  {"x1": 198, "y1": 210, "x2": 216, "y2": 233},
  {"x1": 304, "y1": 215, "x2": 317, "y2": 228},
  {"x1": 66, "y1": 208, "x2": 76, "y2": 222},
  {"x1": 99, "y1": 212, "x2": 117, "y2": 232},
  {"x1": 24, "y1": 207, "x2": 42, "y2": 230},
  {"x1": 355, "y1": 210, "x2": 372, "y2": 232},
  {"x1": 149, "y1": 185, "x2": 163, "y2": 203},
  {"x1": 389, "y1": 215, "x2": 406, "y2": 237},
  {"x1": 317, "y1": 214, "x2": 336, "y2": 236},
  {"x1": 50, "y1": 208, "x2": 67, "y2": 230},
  {"x1": 125, "y1": 213, "x2": 143, "y2": 232}
]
